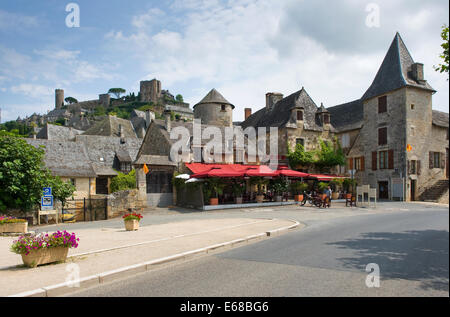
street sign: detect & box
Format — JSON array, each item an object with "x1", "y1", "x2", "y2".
[
  {"x1": 41, "y1": 195, "x2": 54, "y2": 211},
  {"x1": 43, "y1": 187, "x2": 52, "y2": 196}
]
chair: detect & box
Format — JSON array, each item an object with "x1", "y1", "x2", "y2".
[{"x1": 346, "y1": 194, "x2": 356, "y2": 207}]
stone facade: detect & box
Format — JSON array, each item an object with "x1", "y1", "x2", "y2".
[{"x1": 140, "y1": 79, "x2": 161, "y2": 103}]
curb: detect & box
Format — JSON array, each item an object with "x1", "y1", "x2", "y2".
[{"x1": 8, "y1": 219, "x2": 300, "y2": 297}]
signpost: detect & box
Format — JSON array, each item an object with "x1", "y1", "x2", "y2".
[{"x1": 38, "y1": 187, "x2": 58, "y2": 225}]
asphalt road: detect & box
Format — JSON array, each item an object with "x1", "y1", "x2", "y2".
[{"x1": 68, "y1": 206, "x2": 449, "y2": 297}]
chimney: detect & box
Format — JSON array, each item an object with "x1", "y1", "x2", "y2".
[
  {"x1": 411, "y1": 63, "x2": 425, "y2": 82},
  {"x1": 244, "y1": 108, "x2": 252, "y2": 120},
  {"x1": 145, "y1": 110, "x2": 154, "y2": 128},
  {"x1": 164, "y1": 110, "x2": 171, "y2": 133},
  {"x1": 265, "y1": 93, "x2": 283, "y2": 111}
]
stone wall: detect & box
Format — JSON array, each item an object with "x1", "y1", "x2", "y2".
[
  {"x1": 194, "y1": 103, "x2": 233, "y2": 127},
  {"x1": 107, "y1": 189, "x2": 143, "y2": 218}
]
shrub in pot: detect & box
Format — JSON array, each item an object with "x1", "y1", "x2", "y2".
[
  {"x1": 204, "y1": 178, "x2": 225, "y2": 206},
  {"x1": 291, "y1": 182, "x2": 308, "y2": 202},
  {"x1": 270, "y1": 179, "x2": 289, "y2": 202},
  {"x1": 123, "y1": 213, "x2": 143, "y2": 231},
  {"x1": 11, "y1": 231, "x2": 79, "y2": 268},
  {"x1": 232, "y1": 180, "x2": 245, "y2": 204},
  {"x1": 250, "y1": 177, "x2": 269, "y2": 203}
]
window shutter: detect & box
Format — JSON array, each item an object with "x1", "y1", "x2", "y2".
[
  {"x1": 407, "y1": 160, "x2": 411, "y2": 174},
  {"x1": 442, "y1": 153, "x2": 446, "y2": 169},
  {"x1": 417, "y1": 160, "x2": 421, "y2": 175},
  {"x1": 348, "y1": 158, "x2": 353, "y2": 170},
  {"x1": 388, "y1": 150, "x2": 394, "y2": 169},
  {"x1": 372, "y1": 152, "x2": 377, "y2": 171},
  {"x1": 361, "y1": 156, "x2": 365, "y2": 171},
  {"x1": 429, "y1": 152, "x2": 434, "y2": 169}
]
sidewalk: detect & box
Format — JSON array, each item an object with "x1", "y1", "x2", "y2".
[{"x1": 0, "y1": 217, "x2": 299, "y2": 297}]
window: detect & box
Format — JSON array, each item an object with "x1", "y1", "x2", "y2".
[
  {"x1": 297, "y1": 110, "x2": 303, "y2": 121},
  {"x1": 410, "y1": 127, "x2": 415, "y2": 136},
  {"x1": 120, "y1": 162, "x2": 132, "y2": 173},
  {"x1": 355, "y1": 158, "x2": 361, "y2": 171},
  {"x1": 411, "y1": 104, "x2": 415, "y2": 110},
  {"x1": 296, "y1": 138, "x2": 305, "y2": 147},
  {"x1": 378, "y1": 127, "x2": 387, "y2": 145},
  {"x1": 324, "y1": 114, "x2": 330, "y2": 124},
  {"x1": 378, "y1": 96, "x2": 387, "y2": 113},
  {"x1": 434, "y1": 152, "x2": 441, "y2": 169},
  {"x1": 146, "y1": 171, "x2": 173, "y2": 194},
  {"x1": 341, "y1": 134, "x2": 350, "y2": 148},
  {"x1": 379, "y1": 151, "x2": 388, "y2": 169},
  {"x1": 70, "y1": 179, "x2": 76, "y2": 186},
  {"x1": 410, "y1": 160, "x2": 417, "y2": 174},
  {"x1": 221, "y1": 104, "x2": 226, "y2": 111}
]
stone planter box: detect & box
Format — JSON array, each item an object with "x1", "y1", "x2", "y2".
[
  {"x1": 0, "y1": 222, "x2": 28, "y2": 234},
  {"x1": 256, "y1": 195, "x2": 264, "y2": 203},
  {"x1": 235, "y1": 197, "x2": 243, "y2": 204},
  {"x1": 124, "y1": 219, "x2": 140, "y2": 231},
  {"x1": 275, "y1": 196, "x2": 283, "y2": 202},
  {"x1": 209, "y1": 198, "x2": 219, "y2": 206},
  {"x1": 21, "y1": 247, "x2": 69, "y2": 268},
  {"x1": 332, "y1": 192, "x2": 339, "y2": 200}
]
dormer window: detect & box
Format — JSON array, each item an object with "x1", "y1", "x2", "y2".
[
  {"x1": 297, "y1": 110, "x2": 303, "y2": 121},
  {"x1": 323, "y1": 114, "x2": 330, "y2": 124}
]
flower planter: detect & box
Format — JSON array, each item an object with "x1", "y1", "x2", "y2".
[
  {"x1": 332, "y1": 192, "x2": 339, "y2": 200},
  {"x1": 275, "y1": 196, "x2": 283, "y2": 202},
  {"x1": 0, "y1": 222, "x2": 28, "y2": 234},
  {"x1": 124, "y1": 219, "x2": 140, "y2": 231},
  {"x1": 256, "y1": 195, "x2": 264, "y2": 203},
  {"x1": 209, "y1": 198, "x2": 219, "y2": 206},
  {"x1": 235, "y1": 197, "x2": 243, "y2": 204},
  {"x1": 21, "y1": 247, "x2": 69, "y2": 268},
  {"x1": 294, "y1": 195, "x2": 304, "y2": 202}
]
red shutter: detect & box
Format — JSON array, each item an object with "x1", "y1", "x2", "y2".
[
  {"x1": 361, "y1": 156, "x2": 365, "y2": 171},
  {"x1": 429, "y1": 152, "x2": 434, "y2": 169},
  {"x1": 388, "y1": 150, "x2": 394, "y2": 169},
  {"x1": 348, "y1": 158, "x2": 354, "y2": 170},
  {"x1": 372, "y1": 152, "x2": 377, "y2": 171}
]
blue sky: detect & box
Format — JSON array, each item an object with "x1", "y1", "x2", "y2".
[{"x1": 0, "y1": 0, "x2": 448, "y2": 123}]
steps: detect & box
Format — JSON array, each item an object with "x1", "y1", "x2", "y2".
[{"x1": 419, "y1": 179, "x2": 449, "y2": 202}]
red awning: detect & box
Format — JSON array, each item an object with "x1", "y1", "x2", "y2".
[
  {"x1": 275, "y1": 167, "x2": 309, "y2": 178},
  {"x1": 245, "y1": 165, "x2": 278, "y2": 177}
]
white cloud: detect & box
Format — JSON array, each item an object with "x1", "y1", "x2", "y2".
[
  {"x1": 11, "y1": 84, "x2": 53, "y2": 99},
  {"x1": 0, "y1": 10, "x2": 38, "y2": 31}
]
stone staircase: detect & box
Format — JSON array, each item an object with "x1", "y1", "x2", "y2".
[{"x1": 419, "y1": 179, "x2": 449, "y2": 202}]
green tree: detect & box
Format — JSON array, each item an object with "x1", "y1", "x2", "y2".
[
  {"x1": 0, "y1": 136, "x2": 49, "y2": 212},
  {"x1": 65, "y1": 97, "x2": 78, "y2": 105},
  {"x1": 435, "y1": 24, "x2": 449, "y2": 78},
  {"x1": 44, "y1": 176, "x2": 76, "y2": 211},
  {"x1": 315, "y1": 138, "x2": 346, "y2": 172},
  {"x1": 175, "y1": 94, "x2": 184, "y2": 103},
  {"x1": 110, "y1": 170, "x2": 136, "y2": 193},
  {"x1": 108, "y1": 88, "x2": 126, "y2": 99},
  {"x1": 287, "y1": 143, "x2": 316, "y2": 169}
]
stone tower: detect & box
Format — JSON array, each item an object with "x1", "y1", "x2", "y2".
[
  {"x1": 140, "y1": 79, "x2": 161, "y2": 103},
  {"x1": 55, "y1": 89, "x2": 64, "y2": 109},
  {"x1": 194, "y1": 88, "x2": 234, "y2": 127},
  {"x1": 99, "y1": 93, "x2": 111, "y2": 107}
]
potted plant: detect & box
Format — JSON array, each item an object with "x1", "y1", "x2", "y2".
[
  {"x1": 250, "y1": 177, "x2": 268, "y2": 203},
  {"x1": 232, "y1": 180, "x2": 245, "y2": 204},
  {"x1": 271, "y1": 179, "x2": 289, "y2": 202},
  {"x1": 11, "y1": 231, "x2": 79, "y2": 268},
  {"x1": 0, "y1": 216, "x2": 28, "y2": 234},
  {"x1": 205, "y1": 178, "x2": 225, "y2": 206},
  {"x1": 291, "y1": 182, "x2": 308, "y2": 202},
  {"x1": 330, "y1": 178, "x2": 344, "y2": 200},
  {"x1": 123, "y1": 213, "x2": 143, "y2": 231}
]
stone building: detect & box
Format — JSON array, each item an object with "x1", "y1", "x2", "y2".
[
  {"x1": 193, "y1": 88, "x2": 234, "y2": 127},
  {"x1": 140, "y1": 79, "x2": 161, "y2": 103}
]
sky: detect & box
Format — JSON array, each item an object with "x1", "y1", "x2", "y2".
[{"x1": 0, "y1": 0, "x2": 448, "y2": 123}]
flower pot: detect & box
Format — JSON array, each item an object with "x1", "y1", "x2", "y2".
[
  {"x1": 256, "y1": 195, "x2": 264, "y2": 203},
  {"x1": 21, "y1": 247, "x2": 69, "y2": 268},
  {"x1": 294, "y1": 195, "x2": 304, "y2": 202},
  {"x1": 235, "y1": 197, "x2": 243, "y2": 204},
  {"x1": 332, "y1": 192, "x2": 339, "y2": 200},
  {"x1": 124, "y1": 219, "x2": 140, "y2": 231},
  {"x1": 0, "y1": 222, "x2": 28, "y2": 234},
  {"x1": 210, "y1": 198, "x2": 219, "y2": 206},
  {"x1": 275, "y1": 196, "x2": 283, "y2": 202}
]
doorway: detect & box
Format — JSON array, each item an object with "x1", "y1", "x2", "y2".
[
  {"x1": 410, "y1": 180, "x2": 416, "y2": 201},
  {"x1": 378, "y1": 181, "x2": 389, "y2": 199}
]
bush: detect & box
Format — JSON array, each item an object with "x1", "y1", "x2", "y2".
[{"x1": 110, "y1": 170, "x2": 136, "y2": 193}]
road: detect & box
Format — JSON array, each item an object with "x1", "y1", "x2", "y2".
[{"x1": 67, "y1": 204, "x2": 449, "y2": 297}]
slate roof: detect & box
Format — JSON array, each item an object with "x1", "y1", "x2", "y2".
[
  {"x1": 194, "y1": 88, "x2": 235, "y2": 109},
  {"x1": 76, "y1": 135, "x2": 143, "y2": 176},
  {"x1": 432, "y1": 110, "x2": 449, "y2": 128},
  {"x1": 241, "y1": 88, "x2": 334, "y2": 132},
  {"x1": 36, "y1": 124, "x2": 83, "y2": 141},
  {"x1": 26, "y1": 139, "x2": 96, "y2": 178},
  {"x1": 165, "y1": 104, "x2": 194, "y2": 115},
  {"x1": 83, "y1": 115, "x2": 137, "y2": 138},
  {"x1": 362, "y1": 33, "x2": 435, "y2": 101},
  {"x1": 327, "y1": 99, "x2": 364, "y2": 132}
]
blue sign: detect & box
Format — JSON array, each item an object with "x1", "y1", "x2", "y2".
[
  {"x1": 43, "y1": 187, "x2": 52, "y2": 196},
  {"x1": 41, "y1": 195, "x2": 54, "y2": 209}
]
